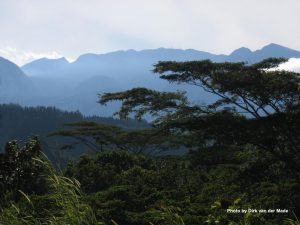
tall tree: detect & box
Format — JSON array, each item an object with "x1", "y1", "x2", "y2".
[{"x1": 99, "y1": 58, "x2": 300, "y2": 173}]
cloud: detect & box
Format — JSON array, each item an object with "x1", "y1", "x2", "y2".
[
  {"x1": 0, "y1": 0, "x2": 300, "y2": 59},
  {"x1": 0, "y1": 46, "x2": 69, "y2": 66},
  {"x1": 278, "y1": 58, "x2": 300, "y2": 72}
]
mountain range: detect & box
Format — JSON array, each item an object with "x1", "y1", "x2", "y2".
[
  {"x1": 0, "y1": 57, "x2": 37, "y2": 104},
  {"x1": 1, "y1": 43, "x2": 300, "y2": 117}
]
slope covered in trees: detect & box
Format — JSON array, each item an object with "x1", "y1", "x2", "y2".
[{"x1": 0, "y1": 104, "x2": 148, "y2": 165}]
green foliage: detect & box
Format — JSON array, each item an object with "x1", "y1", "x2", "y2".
[
  {"x1": 145, "y1": 206, "x2": 186, "y2": 225},
  {"x1": 52, "y1": 121, "x2": 173, "y2": 154},
  {"x1": 285, "y1": 214, "x2": 300, "y2": 225},
  {"x1": 1, "y1": 58, "x2": 300, "y2": 224},
  {"x1": 0, "y1": 137, "x2": 49, "y2": 208},
  {"x1": 62, "y1": 149, "x2": 297, "y2": 224},
  {"x1": 206, "y1": 198, "x2": 268, "y2": 225},
  {"x1": 95, "y1": 58, "x2": 300, "y2": 224},
  {"x1": 0, "y1": 142, "x2": 101, "y2": 225},
  {"x1": 99, "y1": 88, "x2": 187, "y2": 121},
  {"x1": 0, "y1": 138, "x2": 298, "y2": 224}
]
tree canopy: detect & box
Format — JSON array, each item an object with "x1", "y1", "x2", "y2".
[{"x1": 99, "y1": 58, "x2": 300, "y2": 173}]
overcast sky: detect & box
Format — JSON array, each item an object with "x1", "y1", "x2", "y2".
[{"x1": 0, "y1": 0, "x2": 300, "y2": 65}]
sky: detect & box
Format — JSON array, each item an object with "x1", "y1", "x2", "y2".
[{"x1": 0, "y1": 0, "x2": 300, "y2": 66}]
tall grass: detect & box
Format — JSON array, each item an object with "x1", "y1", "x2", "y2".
[
  {"x1": 285, "y1": 213, "x2": 300, "y2": 225},
  {"x1": 0, "y1": 156, "x2": 102, "y2": 225}
]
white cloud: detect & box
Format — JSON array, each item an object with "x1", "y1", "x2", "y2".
[
  {"x1": 0, "y1": 0, "x2": 300, "y2": 59},
  {"x1": 278, "y1": 58, "x2": 300, "y2": 73},
  {"x1": 0, "y1": 46, "x2": 67, "y2": 66}
]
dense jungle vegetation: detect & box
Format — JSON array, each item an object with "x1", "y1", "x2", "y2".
[{"x1": 0, "y1": 58, "x2": 300, "y2": 225}]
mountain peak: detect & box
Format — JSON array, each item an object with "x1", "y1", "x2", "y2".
[
  {"x1": 261, "y1": 43, "x2": 289, "y2": 51},
  {"x1": 228, "y1": 47, "x2": 252, "y2": 61},
  {"x1": 22, "y1": 57, "x2": 69, "y2": 68},
  {"x1": 254, "y1": 43, "x2": 300, "y2": 59},
  {"x1": 230, "y1": 47, "x2": 252, "y2": 56},
  {"x1": 21, "y1": 57, "x2": 70, "y2": 77},
  {"x1": 32, "y1": 57, "x2": 69, "y2": 63},
  {"x1": 53, "y1": 57, "x2": 68, "y2": 62},
  {"x1": 0, "y1": 56, "x2": 24, "y2": 74},
  {"x1": 0, "y1": 56, "x2": 34, "y2": 100}
]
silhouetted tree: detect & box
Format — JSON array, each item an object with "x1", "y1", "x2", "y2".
[{"x1": 99, "y1": 58, "x2": 300, "y2": 173}]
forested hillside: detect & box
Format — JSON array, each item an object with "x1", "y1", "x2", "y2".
[{"x1": 0, "y1": 104, "x2": 148, "y2": 165}]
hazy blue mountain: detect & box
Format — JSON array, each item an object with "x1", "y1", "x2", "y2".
[
  {"x1": 55, "y1": 75, "x2": 123, "y2": 116},
  {"x1": 0, "y1": 57, "x2": 37, "y2": 103},
  {"x1": 71, "y1": 48, "x2": 225, "y2": 81},
  {"x1": 251, "y1": 43, "x2": 300, "y2": 62},
  {"x1": 227, "y1": 43, "x2": 300, "y2": 63},
  {"x1": 22, "y1": 43, "x2": 300, "y2": 83},
  {"x1": 1, "y1": 43, "x2": 299, "y2": 117},
  {"x1": 22, "y1": 57, "x2": 70, "y2": 77},
  {"x1": 227, "y1": 47, "x2": 253, "y2": 62},
  {"x1": 21, "y1": 57, "x2": 72, "y2": 97}
]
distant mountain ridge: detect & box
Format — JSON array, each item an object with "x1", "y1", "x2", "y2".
[
  {"x1": 22, "y1": 43, "x2": 300, "y2": 75},
  {"x1": 22, "y1": 57, "x2": 70, "y2": 77},
  {"x1": 227, "y1": 43, "x2": 300, "y2": 62},
  {"x1": 0, "y1": 57, "x2": 37, "y2": 103},
  {"x1": 1, "y1": 43, "x2": 300, "y2": 117}
]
